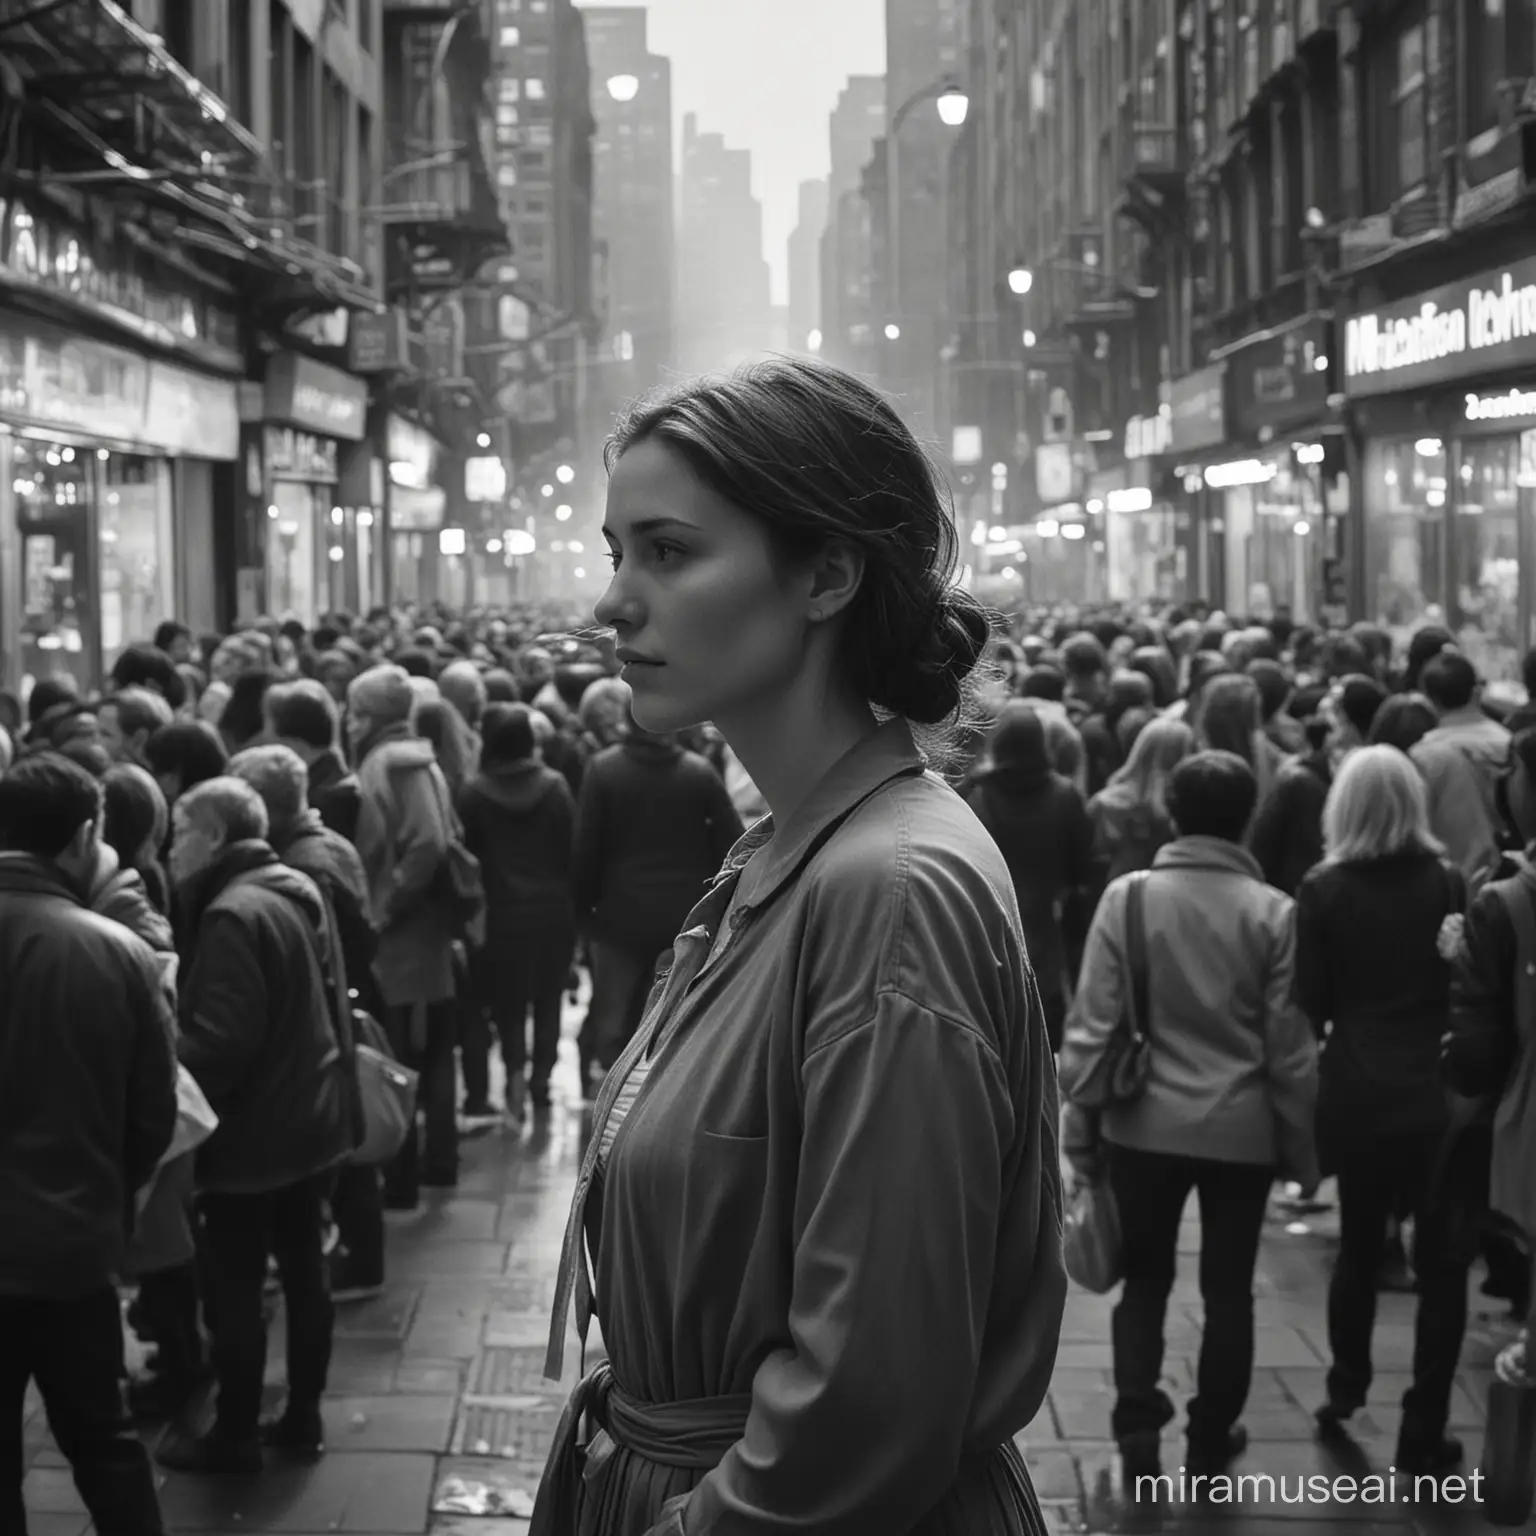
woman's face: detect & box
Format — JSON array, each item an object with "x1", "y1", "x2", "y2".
[{"x1": 595, "y1": 439, "x2": 814, "y2": 736}]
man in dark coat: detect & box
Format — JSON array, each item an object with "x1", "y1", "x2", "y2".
[
  {"x1": 156, "y1": 776, "x2": 352, "y2": 1474},
  {"x1": 263, "y1": 680, "x2": 363, "y2": 844},
  {"x1": 0, "y1": 753, "x2": 177, "y2": 1535}
]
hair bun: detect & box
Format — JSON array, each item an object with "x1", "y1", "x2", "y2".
[{"x1": 875, "y1": 588, "x2": 994, "y2": 725}]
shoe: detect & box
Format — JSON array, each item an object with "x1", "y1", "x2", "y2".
[
  {"x1": 1315, "y1": 1398, "x2": 1362, "y2": 1436},
  {"x1": 329, "y1": 1255, "x2": 386, "y2": 1303},
  {"x1": 128, "y1": 1370, "x2": 208, "y2": 1421},
  {"x1": 155, "y1": 1427, "x2": 263, "y2": 1473},
  {"x1": 1186, "y1": 1424, "x2": 1248, "y2": 1477},
  {"x1": 1119, "y1": 1430, "x2": 1162, "y2": 1489},
  {"x1": 260, "y1": 1408, "x2": 325, "y2": 1458},
  {"x1": 529, "y1": 1079, "x2": 552, "y2": 1109},
  {"x1": 1395, "y1": 1434, "x2": 1462, "y2": 1476}
]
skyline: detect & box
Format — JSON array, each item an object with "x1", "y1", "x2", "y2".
[{"x1": 578, "y1": 0, "x2": 887, "y2": 305}]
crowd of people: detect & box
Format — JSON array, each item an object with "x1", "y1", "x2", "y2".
[{"x1": 0, "y1": 356, "x2": 1534, "y2": 1534}]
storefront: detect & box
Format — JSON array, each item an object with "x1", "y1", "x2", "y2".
[
  {"x1": 259, "y1": 352, "x2": 369, "y2": 625},
  {"x1": 1168, "y1": 363, "x2": 1230, "y2": 604},
  {"x1": 0, "y1": 312, "x2": 240, "y2": 694},
  {"x1": 1099, "y1": 404, "x2": 1186, "y2": 602},
  {"x1": 384, "y1": 413, "x2": 448, "y2": 606},
  {"x1": 1342, "y1": 255, "x2": 1536, "y2": 685}
]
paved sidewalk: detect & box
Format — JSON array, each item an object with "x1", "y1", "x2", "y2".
[{"x1": 20, "y1": 1015, "x2": 1534, "y2": 1533}]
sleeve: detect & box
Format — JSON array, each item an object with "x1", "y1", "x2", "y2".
[
  {"x1": 124, "y1": 955, "x2": 178, "y2": 1192},
  {"x1": 679, "y1": 990, "x2": 1012, "y2": 1535},
  {"x1": 1446, "y1": 885, "x2": 1519, "y2": 1097},
  {"x1": 1291, "y1": 877, "x2": 1330, "y2": 1039},
  {"x1": 177, "y1": 912, "x2": 269, "y2": 1109},
  {"x1": 571, "y1": 767, "x2": 604, "y2": 926},
  {"x1": 1056, "y1": 880, "x2": 1128, "y2": 1105},
  {"x1": 1260, "y1": 906, "x2": 1321, "y2": 1188},
  {"x1": 380, "y1": 766, "x2": 450, "y2": 926}
]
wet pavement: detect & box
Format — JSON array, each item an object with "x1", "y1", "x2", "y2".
[{"x1": 20, "y1": 1000, "x2": 1535, "y2": 1533}]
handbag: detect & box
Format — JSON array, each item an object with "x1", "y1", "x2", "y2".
[
  {"x1": 1062, "y1": 1177, "x2": 1124, "y2": 1294},
  {"x1": 427, "y1": 769, "x2": 488, "y2": 949},
  {"x1": 349, "y1": 1009, "x2": 419, "y2": 1166},
  {"x1": 1060, "y1": 870, "x2": 1154, "y2": 1109}
]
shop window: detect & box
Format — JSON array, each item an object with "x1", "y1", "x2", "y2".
[
  {"x1": 1455, "y1": 437, "x2": 1522, "y2": 683},
  {"x1": 267, "y1": 482, "x2": 319, "y2": 623},
  {"x1": 1363, "y1": 437, "x2": 1448, "y2": 649},
  {"x1": 99, "y1": 454, "x2": 174, "y2": 673}
]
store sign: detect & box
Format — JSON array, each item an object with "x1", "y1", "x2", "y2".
[
  {"x1": 1465, "y1": 386, "x2": 1536, "y2": 423},
  {"x1": 1168, "y1": 363, "x2": 1228, "y2": 453},
  {"x1": 349, "y1": 308, "x2": 408, "y2": 374},
  {"x1": 1124, "y1": 408, "x2": 1172, "y2": 460},
  {"x1": 0, "y1": 196, "x2": 242, "y2": 369},
  {"x1": 264, "y1": 351, "x2": 368, "y2": 441},
  {"x1": 264, "y1": 425, "x2": 340, "y2": 483},
  {"x1": 0, "y1": 313, "x2": 238, "y2": 458},
  {"x1": 465, "y1": 456, "x2": 508, "y2": 502},
  {"x1": 1225, "y1": 316, "x2": 1331, "y2": 434},
  {"x1": 387, "y1": 413, "x2": 440, "y2": 490},
  {"x1": 1343, "y1": 255, "x2": 1536, "y2": 398}
]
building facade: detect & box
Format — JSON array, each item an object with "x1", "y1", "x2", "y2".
[
  {"x1": 818, "y1": 75, "x2": 886, "y2": 376},
  {"x1": 787, "y1": 178, "x2": 829, "y2": 356},
  {"x1": 675, "y1": 113, "x2": 772, "y2": 373}
]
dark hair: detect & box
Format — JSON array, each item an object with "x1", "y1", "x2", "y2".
[
  {"x1": 1019, "y1": 665, "x2": 1066, "y2": 702},
  {"x1": 28, "y1": 676, "x2": 78, "y2": 724},
  {"x1": 1245, "y1": 659, "x2": 1290, "y2": 722},
  {"x1": 0, "y1": 752, "x2": 103, "y2": 858},
  {"x1": 55, "y1": 740, "x2": 112, "y2": 778},
  {"x1": 110, "y1": 643, "x2": 187, "y2": 711},
  {"x1": 105, "y1": 685, "x2": 175, "y2": 742},
  {"x1": 154, "y1": 620, "x2": 191, "y2": 653},
  {"x1": 1128, "y1": 646, "x2": 1178, "y2": 709},
  {"x1": 1321, "y1": 635, "x2": 1372, "y2": 682},
  {"x1": 1420, "y1": 650, "x2": 1478, "y2": 712},
  {"x1": 395, "y1": 648, "x2": 436, "y2": 678},
  {"x1": 102, "y1": 763, "x2": 167, "y2": 862},
  {"x1": 1336, "y1": 674, "x2": 1389, "y2": 739},
  {"x1": 607, "y1": 357, "x2": 995, "y2": 734},
  {"x1": 1166, "y1": 750, "x2": 1258, "y2": 842},
  {"x1": 264, "y1": 684, "x2": 337, "y2": 750},
  {"x1": 144, "y1": 721, "x2": 229, "y2": 797},
  {"x1": 1405, "y1": 625, "x2": 1454, "y2": 690},
  {"x1": 1060, "y1": 633, "x2": 1108, "y2": 681},
  {"x1": 481, "y1": 702, "x2": 537, "y2": 765},
  {"x1": 219, "y1": 668, "x2": 281, "y2": 749},
  {"x1": 1368, "y1": 693, "x2": 1438, "y2": 755},
  {"x1": 484, "y1": 668, "x2": 520, "y2": 703}
]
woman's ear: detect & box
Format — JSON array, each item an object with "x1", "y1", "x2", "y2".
[{"x1": 805, "y1": 541, "x2": 864, "y2": 624}]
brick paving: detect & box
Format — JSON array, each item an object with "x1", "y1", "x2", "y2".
[{"x1": 21, "y1": 1006, "x2": 1534, "y2": 1533}]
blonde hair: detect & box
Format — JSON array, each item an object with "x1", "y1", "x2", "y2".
[
  {"x1": 1322, "y1": 744, "x2": 1444, "y2": 864},
  {"x1": 1103, "y1": 716, "x2": 1196, "y2": 819}
]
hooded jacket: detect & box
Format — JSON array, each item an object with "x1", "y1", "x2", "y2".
[
  {"x1": 0, "y1": 854, "x2": 177, "y2": 1297},
  {"x1": 177, "y1": 840, "x2": 352, "y2": 1193},
  {"x1": 354, "y1": 723, "x2": 457, "y2": 1005},
  {"x1": 459, "y1": 757, "x2": 576, "y2": 926},
  {"x1": 307, "y1": 747, "x2": 363, "y2": 846},
  {"x1": 964, "y1": 708, "x2": 1093, "y2": 1001}
]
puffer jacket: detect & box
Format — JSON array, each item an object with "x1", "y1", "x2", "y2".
[
  {"x1": 0, "y1": 854, "x2": 177, "y2": 1297},
  {"x1": 1060, "y1": 835, "x2": 1320, "y2": 1183},
  {"x1": 88, "y1": 843, "x2": 173, "y2": 953},
  {"x1": 177, "y1": 840, "x2": 351, "y2": 1194},
  {"x1": 354, "y1": 724, "x2": 457, "y2": 1006}
]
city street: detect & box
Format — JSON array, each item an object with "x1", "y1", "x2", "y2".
[{"x1": 20, "y1": 1001, "x2": 1532, "y2": 1536}]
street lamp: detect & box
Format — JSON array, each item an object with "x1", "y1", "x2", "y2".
[
  {"x1": 607, "y1": 74, "x2": 640, "y2": 102},
  {"x1": 936, "y1": 87, "x2": 970, "y2": 127},
  {"x1": 555, "y1": 463, "x2": 575, "y2": 484},
  {"x1": 884, "y1": 322, "x2": 902, "y2": 341},
  {"x1": 476, "y1": 431, "x2": 492, "y2": 448},
  {"x1": 1007, "y1": 264, "x2": 1033, "y2": 296},
  {"x1": 806, "y1": 328, "x2": 823, "y2": 353}
]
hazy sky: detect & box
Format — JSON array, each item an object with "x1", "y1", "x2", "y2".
[{"x1": 580, "y1": 0, "x2": 886, "y2": 305}]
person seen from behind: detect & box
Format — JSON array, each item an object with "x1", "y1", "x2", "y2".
[{"x1": 1061, "y1": 751, "x2": 1320, "y2": 1487}]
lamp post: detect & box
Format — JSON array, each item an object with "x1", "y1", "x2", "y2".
[{"x1": 884, "y1": 80, "x2": 968, "y2": 332}]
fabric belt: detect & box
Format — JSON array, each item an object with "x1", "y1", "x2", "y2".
[{"x1": 530, "y1": 1361, "x2": 751, "y2": 1535}]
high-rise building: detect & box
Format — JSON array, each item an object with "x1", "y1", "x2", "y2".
[
  {"x1": 828, "y1": 76, "x2": 888, "y2": 204},
  {"x1": 819, "y1": 75, "x2": 886, "y2": 373},
  {"x1": 675, "y1": 114, "x2": 773, "y2": 372},
  {"x1": 787, "y1": 178, "x2": 828, "y2": 356},
  {"x1": 584, "y1": 5, "x2": 675, "y2": 411},
  {"x1": 884, "y1": 0, "x2": 966, "y2": 437}
]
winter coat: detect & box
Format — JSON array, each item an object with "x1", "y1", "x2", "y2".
[
  {"x1": 1412, "y1": 707, "x2": 1511, "y2": 883},
  {"x1": 354, "y1": 723, "x2": 457, "y2": 1006},
  {"x1": 307, "y1": 748, "x2": 363, "y2": 846},
  {"x1": 0, "y1": 854, "x2": 177, "y2": 1298},
  {"x1": 177, "y1": 841, "x2": 352, "y2": 1194},
  {"x1": 1086, "y1": 787, "x2": 1176, "y2": 894},
  {"x1": 459, "y1": 759, "x2": 576, "y2": 929},
  {"x1": 88, "y1": 844, "x2": 174, "y2": 954},
  {"x1": 572, "y1": 736, "x2": 744, "y2": 956},
  {"x1": 1061, "y1": 836, "x2": 1320, "y2": 1184},
  {"x1": 1249, "y1": 751, "x2": 1331, "y2": 896}
]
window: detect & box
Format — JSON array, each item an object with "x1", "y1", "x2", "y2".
[
  {"x1": 163, "y1": 0, "x2": 194, "y2": 67},
  {"x1": 525, "y1": 122, "x2": 552, "y2": 146},
  {"x1": 323, "y1": 67, "x2": 348, "y2": 255},
  {"x1": 500, "y1": 24, "x2": 520, "y2": 46},
  {"x1": 268, "y1": 1, "x2": 290, "y2": 176},
  {"x1": 294, "y1": 34, "x2": 317, "y2": 228},
  {"x1": 497, "y1": 124, "x2": 520, "y2": 146},
  {"x1": 1395, "y1": 24, "x2": 1427, "y2": 190},
  {"x1": 497, "y1": 104, "x2": 519, "y2": 126},
  {"x1": 227, "y1": 0, "x2": 251, "y2": 123},
  {"x1": 1365, "y1": 9, "x2": 1433, "y2": 207},
  {"x1": 1464, "y1": 0, "x2": 1536, "y2": 142},
  {"x1": 498, "y1": 77, "x2": 520, "y2": 102},
  {"x1": 498, "y1": 164, "x2": 519, "y2": 188},
  {"x1": 521, "y1": 147, "x2": 551, "y2": 175},
  {"x1": 525, "y1": 78, "x2": 546, "y2": 100},
  {"x1": 498, "y1": 0, "x2": 520, "y2": 11}
]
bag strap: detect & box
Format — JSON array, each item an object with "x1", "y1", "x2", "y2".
[{"x1": 1125, "y1": 870, "x2": 1151, "y2": 1041}]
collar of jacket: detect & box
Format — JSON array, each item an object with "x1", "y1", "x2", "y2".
[
  {"x1": 0, "y1": 851, "x2": 84, "y2": 904},
  {"x1": 724, "y1": 717, "x2": 928, "y2": 914},
  {"x1": 1153, "y1": 834, "x2": 1262, "y2": 880},
  {"x1": 307, "y1": 748, "x2": 351, "y2": 792},
  {"x1": 356, "y1": 719, "x2": 414, "y2": 764},
  {"x1": 621, "y1": 734, "x2": 682, "y2": 764},
  {"x1": 272, "y1": 807, "x2": 326, "y2": 858},
  {"x1": 179, "y1": 838, "x2": 280, "y2": 931}
]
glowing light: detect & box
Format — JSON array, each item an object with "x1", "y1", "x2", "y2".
[
  {"x1": 357, "y1": 511, "x2": 374, "y2": 528},
  {"x1": 330, "y1": 506, "x2": 345, "y2": 525},
  {"x1": 476, "y1": 432, "x2": 492, "y2": 448},
  {"x1": 1022, "y1": 329, "x2": 1037, "y2": 347},
  {"x1": 555, "y1": 504, "x2": 573, "y2": 521},
  {"x1": 541, "y1": 483, "x2": 555, "y2": 497},
  {"x1": 1295, "y1": 443, "x2": 1325, "y2": 465},
  {"x1": 1415, "y1": 438, "x2": 1443, "y2": 458},
  {"x1": 487, "y1": 538, "x2": 504, "y2": 554},
  {"x1": 607, "y1": 73, "x2": 640, "y2": 102},
  {"x1": 1293, "y1": 520, "x2": 1312, "y2": 537},
  {"x1": 1061, "y1": 522, "x2": 1087, "y2": 540},
  {"x1": 1036, "y1": 519, "x2": 1060, "y2": 538},
  {"x1": 96, "y1": 448, "x2": 110, "y2": 461},
  {"x1": 884, "y1": 323, "x2": 902, "y2": 340},
  {"x1": 556, "y1": 464, "x2": 575, "y2": 484},
  {"x1": 439, "y1": 528, "x2": 467, "y2": 556},
  {"x1": 1314, "y1": 355, "x2": 1329, "y2": 373},
  {"x1": 807, "y1": 329, "x2": 823, "y2": 353},
  {"x1": 1203, "y1": 458, "x2": 1276, "y2": 489},
  {"x1": 328, "y1": 546, "x2": 344, "y2": 563},
  {"x1": 1008, "y1": 267, "x2": 1033, "y2": 296},
  {"x1": 1106, "y1": 487, "x2": 1153, "y2": 514},
  {"x1": 936, "y1": 87, "x2": 969, "y2": 127}
]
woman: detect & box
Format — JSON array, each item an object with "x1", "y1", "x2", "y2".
[
  {"x1": 144, "y1": 720, "x2": 229, "y2": 809},
  {"x1": 534, "y1": 358, "x2": 1065, "y2": 1536},
  {"x1": 1195, "y1": 672, "x2": 1284, "y2": 810},
  {"x1": 965, "y1": 701, "x2": 1094, "y2": 1051},
  {"x1": 413, "y1": 694, "x2": 479, "y2": 800},
  {"x1": 100, "y1": 762, "x2": 172, "y2": 923},
  {"x1": 1086, "y1": 717, "x2": 1195, "y2": 897},
  {"x1": 1293, "y1": 746, "x2": 1470, "y2": 1474}
]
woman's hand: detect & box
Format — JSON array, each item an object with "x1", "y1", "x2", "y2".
[{"x1": 1437, "y1": 912, "x2": 1466, "y2": 961}]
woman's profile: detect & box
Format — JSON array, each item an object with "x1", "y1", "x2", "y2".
[{"x1": 531, "y1": 356, "x2": 1066, "y2": 1535}]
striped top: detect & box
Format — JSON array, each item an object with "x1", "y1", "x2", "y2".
[{"x1": 597, "y1": 1051, "x2": 655, "y2": 1170}]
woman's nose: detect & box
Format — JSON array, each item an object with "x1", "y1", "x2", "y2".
[{"x1": 593, "y1": 575, "x2": 636, "y2": 630}]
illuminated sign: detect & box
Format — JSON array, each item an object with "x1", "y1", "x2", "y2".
[{"x1": 1465, "y1": 387, "x2": 1536, "y2": 422}]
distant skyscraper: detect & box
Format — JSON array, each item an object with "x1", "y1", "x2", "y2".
[
  {"x1": 828, "y1": 76, "x2": 887, "y2": 203},
  {"x1": 820, "y1": 75, "x2": 886, "y2": 368},
  {"x1": 676, "y1": 113, "x2": 772, "y2": 372},
  {"x1": 787, "y1": 178, "x2": 828, "y2": 355},
  {"x1": 584, "y1": 5, "x2": 674, "y2": 411}
]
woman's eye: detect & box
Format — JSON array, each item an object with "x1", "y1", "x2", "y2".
[{"x1": 651, "y1": 540, "x2": 684, "y2": 564}]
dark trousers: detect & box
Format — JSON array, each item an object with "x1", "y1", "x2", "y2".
[
  {"x1": 487, "y1": 918, "x2": 575, "y2": 1098},
  {"x1": 1108, "y1": 1144, "x2": 1274, "y2": 1447},
  {"x1": 587, "y1": 940, "x2": 664, "y2": 1071},
  {"x1": 458, "y1": 992, "x2": 493, "y2": 1113},
  {"x1": 198, "y1": 1175, "x2": 334, "y2": 1439},
  {"x1": 382, "y1": 998, "x2": 458, "y2": 1201},
  {"x1": 330, "y1": 1164, "x2": 385, "y2": 1286},
  {"x1": 1, "y1": 1288, "x2": 164, "y2": 1535},
  {"x1": 133, "y1": 1262, "x2": 204, "y2": 1385},
  {"x1": 1327, "y1": 1129, "x2": 1473, "y2": 1445}
]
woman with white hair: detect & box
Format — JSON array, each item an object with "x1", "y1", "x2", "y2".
[{"x1": 1293, "y1": 745, "x2": 1472, "y2": 1474}]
